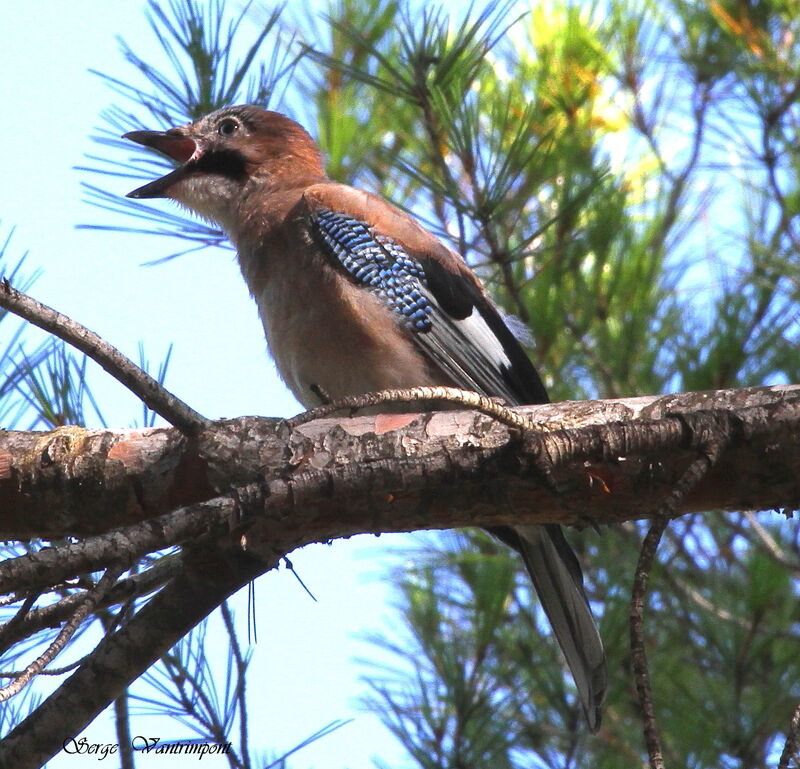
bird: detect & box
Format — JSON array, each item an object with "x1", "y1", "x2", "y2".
[{"x1": 124, "y1": 104, "x2": 607, "y2": 730}]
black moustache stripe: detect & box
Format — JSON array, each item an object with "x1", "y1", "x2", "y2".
[{"x1": 195, "y1": 149, "x2": 247, "y2": 181}]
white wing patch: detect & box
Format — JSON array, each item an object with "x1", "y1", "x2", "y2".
[{"x1": 413, "y1": 284, "x2": 521, "y2": 405}]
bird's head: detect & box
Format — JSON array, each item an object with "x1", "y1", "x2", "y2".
[{"x1": 124, "y1": 105, "x2": 326, "y2": 230}]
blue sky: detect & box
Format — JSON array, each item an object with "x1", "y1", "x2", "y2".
[{"x1": 2, "y1": 3, "x2": 416, "y2": 767}]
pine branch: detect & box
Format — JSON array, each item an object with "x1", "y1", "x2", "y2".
[{"x1": 0, "y1": 282, "x2": 209, "y2": 436}]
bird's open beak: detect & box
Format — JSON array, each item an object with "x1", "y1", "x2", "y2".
[{"x1": 123, "y1": 129, "x2": 201, "y2": 199}]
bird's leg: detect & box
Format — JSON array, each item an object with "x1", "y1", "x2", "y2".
[{"x1": 309, "y1": 383, "x2": 332, "y2": 405}]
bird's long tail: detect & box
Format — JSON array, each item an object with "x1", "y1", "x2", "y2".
[{"x1": 494, "y1": 523, "x2": 607, "y2": 731}]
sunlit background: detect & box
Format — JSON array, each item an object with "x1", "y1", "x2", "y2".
[{"x1": 5, "y1": 0, "x2": 800, "y2": 767}]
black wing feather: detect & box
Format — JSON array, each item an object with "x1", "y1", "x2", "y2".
[{"x1": 309, "y1": 208, "x2": 547, "y2": 406}]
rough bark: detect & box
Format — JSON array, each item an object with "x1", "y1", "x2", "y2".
[
  {"x1": 0, "y1": 383, "x2": 798, "y2": 768},
  {"x1": 1, "y1": 384, "x2": 798, "y2": 546}
]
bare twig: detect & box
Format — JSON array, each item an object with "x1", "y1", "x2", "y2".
[
  {"x1": 0, "y1": 568, "x2": 120, "y2": 702},
  {"x1": 0, "y1": 496, "x2": 239, "y2": 596},
  {"x1": 0, "y1": 595, "x2": 26, "y2": 609},
  {"x1": 0, "y1": 558, "x2": 181, "y2": 650},
  {"x1": 743, "y1": 511, "x2": 800, "y2": 573},
  {"x1": 0, "y1": 661, "x2": 82, "y2": 678},
  {"x1": 0, "y1": 281, "x2": 209, "y2": 436},
  {"x1": 630, "y1": 421, "x2": 732, "y2": 769},
  {"x1": 0, "y1": 592, "x2": 41, "y2": 657},
  {"x1": 663, "y1": 571, "x2": 749, "y2": 628},
  {"x1": 0, "y1": 618, "x2": 129, "y2": 678},
  {"x1": 0, "y1": 549, "x2": 269, "y2": 769},
  {"x1": 630, "y1": 516, "x2": 669, "y2": 769},
  {"x1": 285, "y1": 385, "x2": 539, "y2": 431}
]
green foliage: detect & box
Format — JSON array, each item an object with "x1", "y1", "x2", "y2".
[
  {"x1": 13, "y1": 342, "x2": 107, "y2": 429},
  {"x1": 289, "y1": 1, "x2": 800, "y2": 767},
  {"x1": 362, "y1": 537, "x2": 521, "y2": 769},
  {"x1": 4, "y1": 0, "x2": 800, "y2": 766}
]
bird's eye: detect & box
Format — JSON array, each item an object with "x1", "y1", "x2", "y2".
[{"x1": 218, "y1": 119, "x2": 239, "y2": 137}]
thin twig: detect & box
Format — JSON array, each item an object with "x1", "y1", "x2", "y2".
[
  {"x1": 0, "y1": 594, "x2": 26, "y2": 608},
  {"x1": 630, "y1": 423, "x2": 732, "y2": 769},
  {"x1": 0, "y1": 568, "x2": 120, "y2": 702},
  {"x1": 0, "y1": 592, "x2": 41, "y2": 657},
  {"x1": 0, "y1": 654, "x2": 88, "y2": 678},
  {"x1": 0, "y1": 558, "x2": 181, "y2": 650},
  {"x1": 662, "y1": 570, "x2": 749, "y2": 628},
  {"x1": 743, "y1": 511, "x2": 799, "y2": 572},
  {"x1": 285, "y1": 386, "x2": 539, "y2": 431},
  {"x1": 0, "y1": 496, "x2": 238, "y2": 595},
  {"x1": 0, "y1": 548, "x2": 268, "y2": 768},
  {"x1": 778, "y1": 701, "x2": 800, "y2": 769},
  {"x1": 630, "y1": 516, "x2": 669, "y2": 769},
  {"x1": 0, "y1": 281, "x2": 209, "y2": 435}
]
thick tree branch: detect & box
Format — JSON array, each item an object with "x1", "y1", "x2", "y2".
[
  {"x1": 0, "y1": 377, "x2": 797, "y2": 767},
  {"x1": 0, "y1": 423, "x2": 212, "y2": 536},
  {"x1": 1, "y1": 385, "x2": 798, "y2": 543}
]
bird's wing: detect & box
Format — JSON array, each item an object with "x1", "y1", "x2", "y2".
[
  {"x1": 302, "y1": 191, "x2": 548, "y2": 406},
  {"x1": 302, "y1": 184, "x2": 606, "y2": 730}
]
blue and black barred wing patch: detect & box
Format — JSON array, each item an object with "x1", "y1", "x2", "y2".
[
  {"x1": 309, "y1": 208, "x2": 548, "y2": 406},
  {"x1": 310, "y1": 208, "x2": 432, "y2": 332}
]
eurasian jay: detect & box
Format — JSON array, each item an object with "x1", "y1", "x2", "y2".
[{"x1": 124, "y1": 105, "x2": 607, "y2": 730}]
